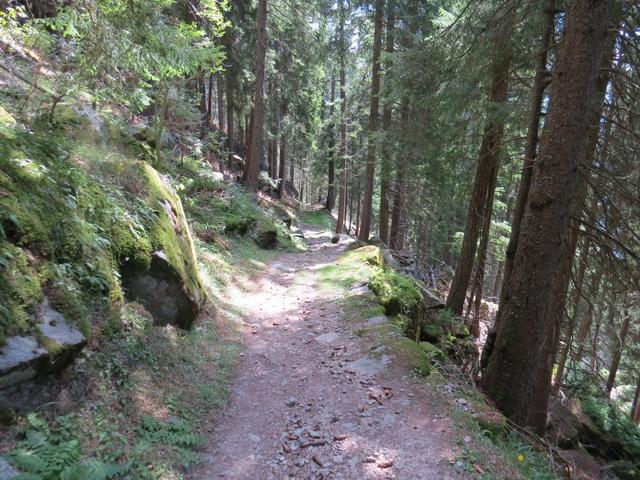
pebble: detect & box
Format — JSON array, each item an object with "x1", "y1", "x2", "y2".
[
  {"x1": 249, "y1": 434, "x2": 261, "y2": 443},
  {"x1": 286, "y1": 397, "x2": 298, "y2": 407}
]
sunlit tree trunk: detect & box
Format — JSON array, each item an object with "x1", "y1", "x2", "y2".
[
  {"x1": 482, "y1": 0, "x2": 613, "y2": 433},
  {"x1": 335, "y1": 0, "x2": 348, "y2": 235},
  {"x1": 243, "y1": 0, "x2": 268, "y2": 190},
  {"x1": 358, "y1": 0, "x2": 384, "y2": 242},
  {"x1": 378, "y1": 0, "x2": 395, "y2": 245},
  {"x1": 605, "y1": 307, "x2": 630, "y2": 397},
  {"x1": 445, "y1": 3, "x2": 514, "y2": 315},
  {"x1": 326, "y1": 75, "x2": 337, "y2": 212}
]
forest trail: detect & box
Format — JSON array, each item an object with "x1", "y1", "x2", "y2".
[{"x1": 190, "y1": 221, "x2": 469, "y2": 480}]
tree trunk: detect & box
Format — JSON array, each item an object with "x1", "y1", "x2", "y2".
[
  {"x1": 378, "y1": 0, "x2": 395, "y2": 245},
  {"x1": 501, "y1": 0, "x2": 556, "y2": 293},
  {"x1": 389, "y1": 0, "x2": 416, "y2": 251},
  {"x1": 358, "y1": 0, "x2": 384, "y2": 242},
  {"x1": 604, "y1": 309, "x2": 630, "y2": 397},
  {"x1": 242, "y1": 0, "x2": 268, "y2": 190},
  {"x1": 445, "y1": 6, "x2": 514, "y2": 315},
  {"x1": 326, "y1": 75, "x2": 337, "y2": 212},
  {"x1": 468, "y1": 155, "x2": 499, "y2": 335},
  {"x1": 632, "y1": 377, "x2": 640, "y2": 423},
  {"x1": 208, "y1": 73, "x2": 214, "y2": 127},
  {"x1": 481, "y1": 0, "x2": 612, "y2": 433},
  {"x1": 552, "y1": 238, "x2": 591, "y2": 392},
  {"x1": 224, "y1": 25, "x2": 236, "y2": 169},
  {"x1": 278, "y1": 135, "x2": 287, "y2": 198},
  {"x1": 335, "y1": 1, "x2": 348, "y2": 235},
  {"x1": 217, "y1": 75, "x2": 226, "y2": 133}
]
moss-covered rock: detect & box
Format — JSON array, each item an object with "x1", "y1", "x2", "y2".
[
  {"x1": 0, "y1": 243, "x2": 43, "y2": 344},
  {"x1": 420, "y1": 323, "x2": 442, "y2": 343},
  {"x1": 419, "y1": 341, "x2": 444, "y2": 360},
  {"x1": 251, "y1": 219, "x2": 278, "y2": 249},
  {"x1": 387, "y1": 337, "x2": 431, "y2": 377},
  {"x1": 121, "y1": 164, "x2": 206, "y2": 330},
  {"x1": 369, "y1": 268, "x2": 422, "y2": 316}
]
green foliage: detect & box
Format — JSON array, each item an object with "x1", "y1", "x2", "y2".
[
  {"x1": 298, "y1": 209, "x2": 336, "y2": 230},
  {"x1": 7, "y1": 414, "x2": 126, "y2": 480},
  {"x1": 369, "y1": 268, "x2": 422, "y2": 316},
  {"x1": 137, "y1": 415, "x2": 204, "y2": 451},
  {"x1": 580, "y1": 393, "x2": 640, "y2": 460}
]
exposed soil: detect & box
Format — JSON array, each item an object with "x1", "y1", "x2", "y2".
[{"x1": 190, "y1": 224, "x2": 472, "y2": 480}]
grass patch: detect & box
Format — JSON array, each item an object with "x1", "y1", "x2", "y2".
[
  {"x1": 316, "y1": 246, "x2": 381, "y2": 293},
  {"x1": 298, "y1": 209, "x2": 335, "y2": 230}
]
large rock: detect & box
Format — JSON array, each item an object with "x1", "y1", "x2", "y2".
[
  {"x1": 0, "y1": 299, "x2": 85, "y2": 390},
  {"x1": 123, "y1": 251, "x2": 202, "y2": 329},
  {"x1": 0, "y1": 457, "x2": 17, "y2": 479},
  {"x1": 251, "y1": 220, "x2": 278, "y2": 249},
  {"x1": 122, "y1": 164, "x2": 206, "y2": 329}
]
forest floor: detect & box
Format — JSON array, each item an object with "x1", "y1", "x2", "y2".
[{"x1": 189, "y1": 219, "x2": 485, "y2": 480}]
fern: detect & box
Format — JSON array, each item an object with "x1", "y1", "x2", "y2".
[
  {"x1": 137, "y1": 415, "x2": 204, "y2": 449},
  {"x1": 7, "y1": 416, "x2": 127, "y2": 480}
]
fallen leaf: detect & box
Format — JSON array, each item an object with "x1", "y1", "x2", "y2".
[
  {"x1": 474, "y1": 464, "x2": 485, "y2": 475},
  {"x1": 333, "y1": 434, "x2": 348, "y2": 441},
  {"x1": 282, "y1": 443, "x2": 291, "y2": 453},
  {"x1": 378, "y1": 460, "x2": 394, "y2": 469},
  {"x1": 312, "y1": 455, "x2": 324, "y2": 467}
]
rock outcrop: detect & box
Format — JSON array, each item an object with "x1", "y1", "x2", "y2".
[
  {"x1": 0, "y1": 299, "x2": 85, "y2": 392},
  {"x1": 121, "y1": 164, "x2": 206, "y2": 329}
]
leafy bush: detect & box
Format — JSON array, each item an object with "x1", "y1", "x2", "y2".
[{"x1": 369, "y1": 268, "x2": 422, "y2": 316}]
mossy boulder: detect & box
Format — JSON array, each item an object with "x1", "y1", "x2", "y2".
[
  {"x1": 251, "y1": 219, "x2": 278, "y2": 249},
  {"x1": 386, "y1": 337, "x2": 431, "y2": 377},
  {"x1": 369, "y1": 268, "x2": 422, "y2": 316},
  {"x1": 420, "y1": 323, "x2": 442, "y2": 343},
  {"x1": 0, "y1": 298, "x2": 85, "y2": 391},
  {"x1": 419, "y1": 341, "x2": 444, "y2": 360},
  {"x1": 121, "y1": 164, "x2": 206, "y2": 330}
]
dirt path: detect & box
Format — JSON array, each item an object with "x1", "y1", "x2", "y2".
[{"x1": 190, "y1": 224, "x2": 469, "y2": 480}]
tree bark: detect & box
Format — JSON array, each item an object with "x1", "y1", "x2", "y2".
[
  {"x1": 278, "y1": 135, "x2": 287, "y2": 198},
  {"x1": 604, "y1": 308, "x2": 630, "y2": 397},
  {"x1": 217, "y1": 75, "x2": 226, "y2": 133},
  {"x1": 481, "y1": 0, "x2": 613, "y2": 433},
  {"x1": 378, "y1": 0, "x2": 395, "y2": 245},
  {"x1": 224, "y1": 25, "x2": 236, "y2": 169},
  {"x1": 552, "y1": 238, "x2": 591, "y2": 392},
  {"x1": 501, "y1": 0, "x2": 556, "y2": 293},
  {"x1": 632, "y1": 377, "x2": 640, "y2": 423},
  {"x1": 335, "y1": 0, "x2": 348, "y2": 235},
  {"x1": 208, "y1": 73, "x2": 214, "y2": 127},
  {"x1": 326, "y1": 75, "x2": 337, "y2": 212},
  {"x1": 358, "y1": 0, "x2": 385, "y2": 242},
  {"x1": 445, "y1": 12, "x2": 513, "y2": 316},
  {"x1": 242, "y1": 0, "x2": 268, "y2": 190},
  {"x1": 389, "y1": 0, "x2": 416, "y2": 251}
]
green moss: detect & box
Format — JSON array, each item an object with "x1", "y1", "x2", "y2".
[
  {"x1": 0, "y1": 105, "x2": 16, "y2": 126},
  {"x1": 387, "y1": 337, "x2": 431, "y2": 377},
  {"x1": 419, "y1": 341, "x2": 445, "y2": 360},
  {"x1": 110, "y1": 222, "x2": 152, "y2": 270},
  {"x1": 0, "y1": 242, "x2": 43, "y2": 341},
  {"x1": 252, "y1": 219, "x2": 278, "y2": 249},
  {"x1": 369, "y1": 268, "x2": 422, "y2": 316},
  {"x1": 142, "y1": 163, "x2": 206, "y2": 307},
  {"x1": 298, "y1": 209, "x2": 335, "y2": 230},
  {"x1": 317, "y1": 246, "x2": 381, "y2": 293}
]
